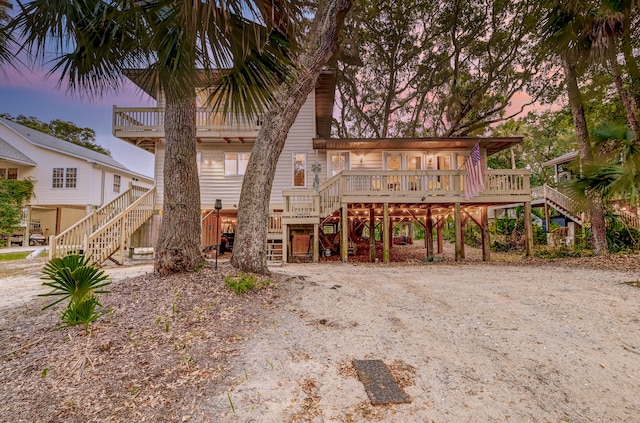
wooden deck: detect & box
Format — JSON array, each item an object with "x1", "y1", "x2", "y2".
[{"x1": 283, "y1": 169, "x2": 531, "y2": 222}]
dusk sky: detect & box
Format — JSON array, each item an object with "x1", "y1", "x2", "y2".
[{"x1": 0, "y1": 66, "x2": 156, "y2": 177}]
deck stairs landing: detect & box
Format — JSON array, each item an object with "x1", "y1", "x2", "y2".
[
  {"x1": 532, "y1": 184, "x2": 584, "y2": 226},
  {"x1": 48, "y1": 185, "x2": 156, "y2": 264}
]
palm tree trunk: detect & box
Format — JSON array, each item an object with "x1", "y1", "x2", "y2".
[
  {"x1": 564, "y1": 59, "x2": 609, "y2": 255},
  {"x1": 155, "y1": 92, "x2": 205, "y2": 274},
  {"x1": 231, "y1": 0, "x2": 352, "y2": 274}
]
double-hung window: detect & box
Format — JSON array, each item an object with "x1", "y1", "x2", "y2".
[
  {"x1": 224, "y1": 153, "x2": 250, "y2": 176},
  {"x1": 113, "y1": 174, "x2": 121, "y2": 193},
  {"x1": 52, "y1": 167, "x2": 77, "y2": 188},
  {"x1": 293, "y1": 153, "x2": 307, "y2": 187}
]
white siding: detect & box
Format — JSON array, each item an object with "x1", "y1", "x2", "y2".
[
  {"x1": 271, "y1": 93, "x2": 317, "y2": 205},
  {"x1": 154, "y1": 92, "x2": 319, "y2": 211},
  {"x1": 0, "y1": 124, "x2": 153, "y2": 208}
]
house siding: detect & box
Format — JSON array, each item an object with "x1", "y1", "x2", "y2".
[{"x1": 153, "y1": 92, "x2": 318, "y2": 211}]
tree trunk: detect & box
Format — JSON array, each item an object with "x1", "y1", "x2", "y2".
[
  {"x1": 154, "y1": 93, "x2": 205, "y2": 274},
  {"x1": 621, "y1": 12, "x2": 640, "y2": 114},
  {"x1": 564, "y1": 60, "x2": 608, "y2": 255},
  {"x1": 609, "y1": 52, "x2": 640, "y2": 141},
  {"x1": 231, "y1": 0, "x2": 352, "y2": 274}
]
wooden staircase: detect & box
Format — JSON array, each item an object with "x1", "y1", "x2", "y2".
[
  {"x1": 48, "y1": 185, "x2": 156, "y2": 264},
  {"x1": 532, "y1": 184, "x2": 584, "y2": 225}
]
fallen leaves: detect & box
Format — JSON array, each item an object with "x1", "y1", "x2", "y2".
[{"x1": 0, "y1": 262, "x2": 284, "y2": 422}]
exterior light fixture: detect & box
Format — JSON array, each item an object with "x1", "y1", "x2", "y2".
[{"x1": 214, "y1": 199, "x2": 222, "y2": 269}]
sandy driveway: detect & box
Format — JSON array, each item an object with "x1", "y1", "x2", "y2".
[
  {"x1": 0, "y1": 257, "x2": 153, "y2": 312},
  {"x1": 1, "y1": 255, "x2": 639, "y2": 421},
  {"x1": 206, "y1": 263, "x2": 640, "y2": 422}
]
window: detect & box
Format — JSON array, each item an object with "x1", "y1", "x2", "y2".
[
  {"x1": 224, "y1": 153, "x2": 250, "y2": 176},
  {"x1": 52, "y1": 167, "x2": 77, "y2": 188},
  {"x1": 328, "y1": 152, "x2": 349, "y2": 176},
  {"x1": 0, "y1": 168, "x2": 18, "y2": 179},
  {"x1": 293, "y1": 153, "x2": 306, "y2": 187},
  {"x1": 113, "y1": 174, "x2": 121, "y2": 193}
]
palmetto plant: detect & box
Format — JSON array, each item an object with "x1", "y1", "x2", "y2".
[{"x1": 40, "y1": 254, "x2": 111, "y2": 332}]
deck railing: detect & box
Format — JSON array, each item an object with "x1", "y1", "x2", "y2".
[
  {"x1": 283, "y1": 169, "x2": 531, "y2": 219},
  {"x1": 113, "y1": 107, "x2": 261, "y2": 134},
  {"x1": 618, "y1": 209, "x2": 640, "y2": 231},
  {"x1": 282, "y1": 190, "x2": 320, "y2": 218},
  {"x1": 268, "y1": 212, "x2": 283, "y2": 233}
]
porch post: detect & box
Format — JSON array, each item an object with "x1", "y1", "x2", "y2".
[
  {"x1": 369, "y1": 207, "x2": 376, "y2": 262},
  {"x1": 460, "y1": 214, "x2": 468, "y2": 259},
  {"x1": 282, "y1": 223, "x2": 288, "y2": 264},
  {"x1": 23, "y1": 205, "x2": 31, "y2": 248},
  {"x1": 341, "y1": 204, "x2": 348, "y2": 262},
  {"x1": 425, "y1": 207, "x2": 434, "y2": 257},
  {"x1": 454, "y1": 203, "x2": 462, "y2": 261},
  {"x1": 383, "y1": 203, "x2": 390, "y2": 263},
  {"x1": 436, "y1": 218, "x2": 444, "y2": 254},
  {"x1": 481, "y1": 206, "x2": 491, "y2": 262},
  {"x1": 312, "y1": 223, "x2": 319, "y2": 263},
  {"x1": 524, "y1": 201, "x2": 534, "y2": 256}
]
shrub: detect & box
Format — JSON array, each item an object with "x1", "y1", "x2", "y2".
[{"x1": 40, "y1": 254, "x2": 111, "y2": 332}]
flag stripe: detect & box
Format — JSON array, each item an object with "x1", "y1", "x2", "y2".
[{"x1": 464, "y1": 143, "x2": 485, "y2": 200}]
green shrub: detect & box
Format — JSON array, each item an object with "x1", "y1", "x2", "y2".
[
  {"x1": 224, "y1": 272, "x2": 270, "y2": 295},
  {"x1": 534, "y1": 246, "x2": 583, "y2": 259},
  {"x1": 40, "y1": 254, "x2": 111, "y2": 332}
]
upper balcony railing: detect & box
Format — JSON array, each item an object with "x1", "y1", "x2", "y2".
[{"x1": 113, "y1": 107, "x2": 262, "y2": 138}]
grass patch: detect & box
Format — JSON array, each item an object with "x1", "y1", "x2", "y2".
[
  {"x1": 224, "y1": 272, "x2": 271, "y2": 295},
  {"x1": 0, "y1": 252, "x2": 30, "y2": 261}
]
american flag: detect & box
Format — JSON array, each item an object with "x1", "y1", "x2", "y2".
[{"x1": 464, "y1": 143, "x2": 485, "y2": 200}]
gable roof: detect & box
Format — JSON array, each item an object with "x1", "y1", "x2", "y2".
[
  {"x1": 0, "y1": 117, "x2": 131, "y2": 173},
  {"x1": 0, "y1": 136, "x2": 37, "y2": 166}
]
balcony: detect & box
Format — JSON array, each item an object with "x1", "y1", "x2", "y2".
[{"x1": 113, "y1": 107, "x2": 261, "y2": 149}]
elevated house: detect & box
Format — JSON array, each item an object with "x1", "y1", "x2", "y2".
[
  {"x1": 54, "y1": 70, "x2": 534, "y2": 264},
  {"x1": 0, "y1": 117, "x2": 153, "y2": 251}
]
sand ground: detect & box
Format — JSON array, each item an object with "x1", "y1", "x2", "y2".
[
  {"x1": 203, "y1": 262, "x2": 640, "y2": 422},
  {"x1": 1, "y1": 249, "x2": 639, "y2": 422}
]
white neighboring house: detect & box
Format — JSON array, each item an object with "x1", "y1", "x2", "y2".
[{"x1": 0, "y1": 117, "x2": 153, "y2": 246}]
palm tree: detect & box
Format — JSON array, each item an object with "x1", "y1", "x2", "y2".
[
  {"x1": 11, "y1": 0, "x2": 297, "y2": 274},
  {"x1": 572, "y1": 123, "x2": 640, "y2": 203},
  {"x1": 0, "y1": 0, "x2": 14, "y2": 66},
  {"x1": 542, "y1": 1, "x2": 609, "y2": 254},
  {"x1": 585, "y1": 2, "x2": 640, "y2": 140}
]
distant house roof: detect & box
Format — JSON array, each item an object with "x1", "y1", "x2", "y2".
[
  {"x1": 543, "y1": 151, "x2": 578, "y2": 167},
  {"x1": 0, "y1": 117, "x2": 134, "y2": 174},
  {"x1": 0, "y1": 136, "x2": 37, "y2": 166}
]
